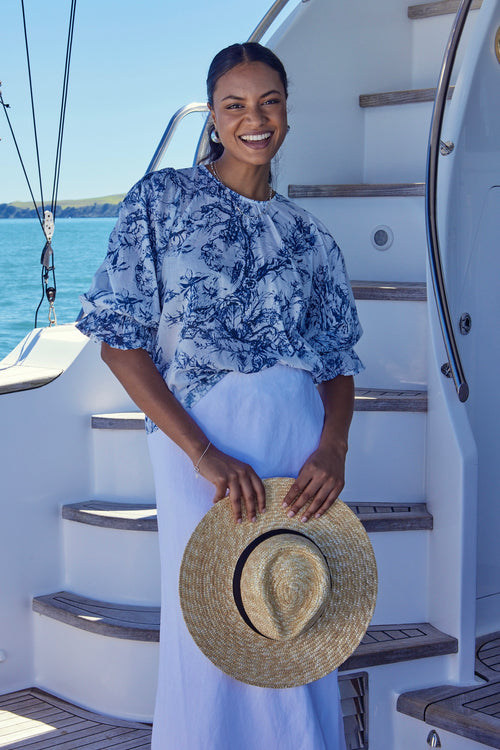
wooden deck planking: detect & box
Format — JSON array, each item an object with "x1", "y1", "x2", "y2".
[{"x1": 0, "y1": 690, "x2": 151, "y2": 749}]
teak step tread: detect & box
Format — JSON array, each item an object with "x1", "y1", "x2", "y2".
[
  {"x1": 351, "y1": 280, "x2": 427, "y2": 301},
  {"x1": 359, "y1": 86, "x2": 454, "y2": 108},
  {"x1": 0, "y1": 688, "x2": 151, "y2": 749},
  {"x1": 34, "y1": 592, "x2": 455, "y2": 673},
  {"x1": 408, "y1": 0, "x2": 482, "y2": 19},
  {"x1": 341, "y1": 622, "x2": 457, "y2": 671},
  {"x1": 288, "y1": 183, "x2": 425, "y2": 198},
  {"x1": 91, "y1": 391, "x2": 427, "y2": 431},
  {"x1": 63, "y1": 501, "x2": 158, "y2": 531},
  {"x1": 347, "y1": 502, "x2": 433, "y2": 531},
  {"x1": 33, "y1": 592, "x2": 160, "y2": 642},
  {"x1": 476, "y1": 631, "x2": 500, "y2": 682},
  {"x1": 398, "y1": 632, "x2": 500, "y2": 748},
  {"x1": 398, "y1": 680, "x2": 500, "y2": 748},
  {"x1": 61, "y1": 500, "x2": 432, "y2": 533}
]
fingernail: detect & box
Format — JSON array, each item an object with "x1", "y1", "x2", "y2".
[
  {"x1": 287, "y1": 510, "x2": 295, "y2": 518},
  {"x1": 236, "y1": 518, "x2": 242, "y2": 524},
  {"x1": 251, "y1": 516, "x2": 257, "y2": 523},
  {"x1": 315, "y1": 512, "x2": 321, "y2": 519},
  {"x1": 282, "y1": 501, "x2": 288, "y2": 508},
  {"x1": 261, "y1": 507, "x2": 266, "y2": 513},
  {"x1": 301, "y1": 516, "x2": 308, "y2": 523}
]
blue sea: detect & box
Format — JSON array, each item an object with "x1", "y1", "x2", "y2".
[{"x1": 0, "y1": 217, "x2": 116, "y2": 360}]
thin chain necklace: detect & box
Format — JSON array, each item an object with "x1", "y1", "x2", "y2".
[{"x1": 209, "y1": 162, "x2": 273, "y2": 213}]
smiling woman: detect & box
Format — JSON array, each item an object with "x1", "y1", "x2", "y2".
[
  {"x1": 204, "y1": 44, "x2": 289, "y2": 201},
  {"x1": 76, "y1": 42, "x2": 363, "y2": 750}
]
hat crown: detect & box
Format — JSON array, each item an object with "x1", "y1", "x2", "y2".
[{"x1": 239, "y1": 533, "x2": 331, "y2": 640}]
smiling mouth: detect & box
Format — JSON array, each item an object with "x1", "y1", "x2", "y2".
[{"x1": 240, "y1": 132, "x2": 272, "y2": 142}]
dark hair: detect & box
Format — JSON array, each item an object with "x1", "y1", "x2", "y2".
[{"x1": 202, "y1": 42, "x2": 288, "y2": 163}]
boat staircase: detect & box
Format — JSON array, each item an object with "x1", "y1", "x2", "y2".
[{"x1": 0, "y1": 1, "x2": 498, "y2": 749}]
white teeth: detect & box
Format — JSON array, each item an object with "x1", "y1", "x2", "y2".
[{"x1": 241, "y1": 132, "x2": 272, "y2": 142}]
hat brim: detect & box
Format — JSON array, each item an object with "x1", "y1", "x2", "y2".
[{"x1": 179, "y1": 477, "x2": 377, "y2": 688}]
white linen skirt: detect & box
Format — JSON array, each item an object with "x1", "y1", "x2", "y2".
[{"x1": 147, "y1": 365, "x2": 347, "y2": 750}]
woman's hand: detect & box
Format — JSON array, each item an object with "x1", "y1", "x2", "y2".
[
  {"x1": 281, "y1": 374, "x2": 355, "y2": 523},
  {"x1": 281, "y1": 440, "x2": 347, "y2": 522},
  {"x1": 197, "y1": 445, "x2": 266, "y2": 524}
]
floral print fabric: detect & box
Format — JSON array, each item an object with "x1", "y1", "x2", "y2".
[{"x1": 77, "y1": 165, "x2": 363, "y2": 433}]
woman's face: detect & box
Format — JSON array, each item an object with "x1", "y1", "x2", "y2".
[{"x1": 209, "y1": 61, "x2": 288, "y2": 168}]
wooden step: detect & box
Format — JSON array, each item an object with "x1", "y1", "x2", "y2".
[
  {"x1": 0, "y1": 688, "x2": 152, "y2": 749},
  {"x1": 91, "y1": 412, "x2": 146, "y2": 430},
  {"x1": 347, "y1": 502, "x2": 433, "y2": 531},
  {"x1": 355, "y1": 388, "x2": 427, "y2": 412},
  {"x1": 408, "y1": 0, "x2": 482, "y2": 19},
  {"x1": 91, "y1": 390, "x2": 427, "y2": 432},
  {"x1": 351, "y1": 280, "x2": 427, "y2": 301},
  {"x1": 476, "y1": 631, "x2": 500, "y2": 683},
  {"x1": 288, "y1": 183, "x2": 425, "y2": 198},
  {"x1": 398, "y1": 680, "x2": 500, "y2": 748},
  {"x1": 359, "y1": 86, "x2": 454, "y2": 108},
  {"x1": 33, "y1": 592, "x2": 159, "y2": 642},
  {"x1": 33, "y1": 592, "x2": 456, "y2": 672},
  {"x1": 62, "y1": 500, "x2": 432, "y2": 533},
  {"x1": 62, "y1": 501, "x2": 157, "y2": 531},
  {"x1": 398, "y1": 631, "x2": 500, "y2": 747},
  {"x1": 341, "y1": 622, "x2": 457, "y2": 671}
]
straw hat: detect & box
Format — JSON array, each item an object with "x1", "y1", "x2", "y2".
[{"x1": 179, "y1": 477, "x2": 377, "y2": 688}]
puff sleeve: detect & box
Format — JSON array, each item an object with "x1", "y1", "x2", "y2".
[
  {"x1": 301, "y1": 223, "x2": 363, "y2": 383},
  {"x1": 77, "y1": 179, "x2": 162, "y2": 357}
]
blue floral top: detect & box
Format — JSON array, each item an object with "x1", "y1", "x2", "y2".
[{"x1": 77, "y1": 165, "x2": 363, "y2": 432}]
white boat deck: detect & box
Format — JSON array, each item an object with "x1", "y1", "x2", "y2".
[{"x1": 0, "y1": 689, "x2": 151, "y2": 749}]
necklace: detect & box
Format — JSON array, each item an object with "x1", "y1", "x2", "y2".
[{"x1": 209, "y1": 162, "x2": 273, "y2": 213}]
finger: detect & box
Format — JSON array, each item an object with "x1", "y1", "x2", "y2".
[
  {"x1": 299, "y1": 481, "x2": 343, "y2": 522},
  {"x1": 212, "y1": 479, "x2": 228, "y2": 504},
  {"x1": 227, "y1": 476, "x2": 243, "y2": 524},
  {"x1": 250, "y1": 473, "x2": 266, "y2": 514},
  {"x1": 239, "y1": 472, "x2": 258, "y2": 523},
  {"x1": 281, "y1": 480, "x2": 303, "y2": 509},
  {"x1": 286, "y1": 481, "x2": 319, "y2": 518},
  {"x1": 312, "y1": 485, "x2": 343, "y2": 519}
]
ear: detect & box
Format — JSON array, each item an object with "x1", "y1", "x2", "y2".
[{"x1": 207, "y1": 104, "x2": 216, "y2": 128}]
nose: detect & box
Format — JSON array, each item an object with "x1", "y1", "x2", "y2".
[{"x1": 245, "y1": 103, "x2": 267, "y2": 125}]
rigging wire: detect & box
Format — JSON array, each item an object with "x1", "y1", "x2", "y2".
[
  {"x1": 0, "y1": 88, "x2": 43, "y2": 228},
  {"x1": 1, "y1": 1, "x2": 78, "y2": 327},
  {"x1": 51, "y1": 0, "x2": 77, "y2": 217},
  {"x1": 20, "y1": 0, "x2": 45, "y2": 218}
]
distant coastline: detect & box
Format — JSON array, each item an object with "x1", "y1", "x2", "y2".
[{"x1": 0, "y1": 194, "x2": 125, "y2": 219}]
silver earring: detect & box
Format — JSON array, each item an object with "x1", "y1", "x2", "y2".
[
  {"x1": 211, "y1": 129, "x2": 221, "y2": 144},
  {"x1": 287, "y1": 125, "x2": 291, "y2": 132}
]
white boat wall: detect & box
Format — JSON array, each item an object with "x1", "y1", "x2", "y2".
[{"x1": 1, "y1": 0, "x2": 500, "y2": 748}]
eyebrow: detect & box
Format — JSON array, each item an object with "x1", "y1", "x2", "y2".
[{"x1": 220, "y1": 89, "x2": 282, "y2": 102}]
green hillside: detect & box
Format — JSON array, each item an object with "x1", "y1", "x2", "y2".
[{"x1": 0, "y1": 194, "x2": 126, "y2": 219}]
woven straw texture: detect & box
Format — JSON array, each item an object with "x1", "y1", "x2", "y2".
[{"x1": 179, "y1": 477, "x2": 377, "y2": 688}]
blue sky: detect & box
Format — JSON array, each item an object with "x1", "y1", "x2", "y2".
[{"x1": 0, "y1": 0, "x2": 292, "y2": 204}]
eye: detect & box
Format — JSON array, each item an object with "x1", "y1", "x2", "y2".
[
  {"x1": 263, "y1": 98, "x2": 281, "y2": 105},
  {"x1": 226, "y1": 103, "x2": 244, "y2": 110}
]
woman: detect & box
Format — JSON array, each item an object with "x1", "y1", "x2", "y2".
[{"x1": 78, "y1": 42, "x2": 362, "y2": 750}]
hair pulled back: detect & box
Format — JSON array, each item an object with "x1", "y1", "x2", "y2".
[{"x1": 202, "y1": 42, "x2": 288, "y2": 163}]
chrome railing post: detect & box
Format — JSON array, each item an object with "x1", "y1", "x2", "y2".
[
  {"x1": 426, "y1": 0, "x2": 473, "y2": 402},
  {"x1": 145, "y1": 103, "x2": 208, "y2": 175}
]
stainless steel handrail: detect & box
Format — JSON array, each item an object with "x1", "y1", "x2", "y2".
[
  {"x1": 146, "y1": 0, "x2": 298, "y2": 173},
  {"x1": 248, "y1": 0, "x2": 296, "y2": 42},
  {"x1": 145, "y1": 103, "x2": 208, "y2": 175},
  {"x1": 426, "y1": 0, "x2": 473, "y2": 402}
]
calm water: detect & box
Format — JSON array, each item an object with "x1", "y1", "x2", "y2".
[{"x1": 0, "y1": 217, "x2": 115, "y2": 359}]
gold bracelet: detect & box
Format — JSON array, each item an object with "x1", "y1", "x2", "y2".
[{"x1": 194, "y1": 441, "x2": 212, "y2": 473}]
